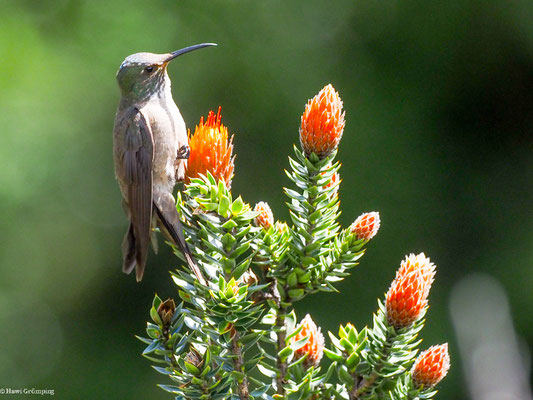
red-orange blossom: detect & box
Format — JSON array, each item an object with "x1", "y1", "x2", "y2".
[
  {"x1": 386, "y1": 253, "x2": 436, "y2": 329},
  {"x1": 299, "y1": 84, "x2": 345, "y2": 159},
  {"x1": 186, "y1": 107, "x2": 235, "y2": 188}
]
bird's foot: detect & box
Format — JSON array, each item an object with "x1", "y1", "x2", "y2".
[{"x1": 177, "y1": 145, "x2": 190, "y2": 160}]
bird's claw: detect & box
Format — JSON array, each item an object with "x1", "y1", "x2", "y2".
[{"x1": 177, "y1": 145, "x2": 190, "y2": 160}]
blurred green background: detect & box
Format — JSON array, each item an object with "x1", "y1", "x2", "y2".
[{"x1": 1, "y1": 0, "x2": 531, "y2": 398}]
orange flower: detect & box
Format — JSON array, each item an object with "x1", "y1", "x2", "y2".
[
  {"x1": 386, "y1": 253, "x2": 436, "y2": 329},
  {"x1": 186, "y1": 107, "x2": 235, "y2": 188},
  {"x1": 350, "y1": 212, "x2": 380, "y2": 241},
  {"x1": 291, "y1": 314, "x2": 325, "y2": 368},
  {"x1": 299, "y1": 84, "x2": 345, "y2": 159},
  {"x1": 253, "y1": 201, "x2": 274, "y2": 230},
  {"x1": 412, "y1": 344, "x2": 450, "y2": 388}
]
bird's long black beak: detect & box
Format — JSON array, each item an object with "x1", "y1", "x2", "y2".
[{"x1": 165, "y1": 43, "x2": 217, "y2": 62}]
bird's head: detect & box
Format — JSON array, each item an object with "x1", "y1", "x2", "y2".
[{"x1": 116, "y1": 43, "x2": 217, "y2": 100}]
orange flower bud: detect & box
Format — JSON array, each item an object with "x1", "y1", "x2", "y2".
[
  {"x1": 253, "y1": 201, "x2": 274, "y2": 230},
  {"x1": 350, "y1": 212, "x2": 380, "y2": 241},
  {"x1": 299, "y1": 84, "x2": 345, "y2": 159},
  {"x1": 291, "y1": 314, "x2": 325, "y2": 367},
  {"x1": 386, "y1": 253, "x2": 436, "y2": 329},
  {"x1": 186, "y1": 107, "x2": 235, "y2": 188},
  {"x1": 412, "y1": 344, "x2": 450, "y2": 388}
]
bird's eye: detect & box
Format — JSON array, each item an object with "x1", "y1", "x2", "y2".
[{"x1": 144, "y1": 66, "x2": 155, "y2": 73}]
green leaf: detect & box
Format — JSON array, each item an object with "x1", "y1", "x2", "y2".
[
  {"x1": 328, "y1": 331, "x2": 342, "y2": 350},
  {"x1": 287, "y1": 353, "x2": 308, "y2": 369},
  {"x1": 191, "y1": 376, "x2": 204, "y2": 386},
  {"x1": 289, "y1": 335, "x2": 309, "y2": 351},
  {"x1": 229, "y1": 242, "x2": 251, "y2": 259},
  {"x1": 184, "y1": 361, "x2": 201, "y2": 375},
  {"x1": 231, "y1": 196, "x2": 244, "y2": 215},
  {"x1": 288, "y1": 288, "x2": 305, "y2": 300},
  {"x1": 278, "y1": 346, "x2": 294, "y2": 362},
  {"x1": 287, "y1": 271, "x2": 298, "y2": 288},
  {"x1": 348, "y1": 326, "x2": 358, "y2": 344},
  {"x1": 218, "y1": 320, "x2": 232, "y2": 333},
  {"x1": 158, "y1": 384, "x2": 180, "y2": 394},
  {"x1": 142, "y1": 354, "x2": 168, "y2": 364},
  {"x1": 338, "y1": 325, "x2": 348, "y2": 339},
  {"x1": 146, "y1": 324, "x2": 161, "y2": 339},
  {"x1": 297, "y1": 271, "x2": 312, "y2": 283},
  {"x1": 346, "y1": 352, "x2": 360, "y2": 370},
  {"x1": 203, "y1": 202, "x2": 219, "y2": 211},
  {"x1": 222, "y1": 219, "x2": 238, "y2": 230},
  {"x1": 276, "y1": 282, "x2": 287, "y2": 300},
  {"x1": 218, "y1": 195, "x2": 231, "y2": 218},
  {"x1": 340, "y1": 337, "x2": 355, "y2": 353},
  {"x1": 355, "y1": 340, "x2": 367, "y2": 353},
  {"x1": 204, "y1": 348, "x2": 211, "y2": 366},
  {"x1": 250, "y1": 385, "x2": 271, "y2": 398},
  {"x1": 152, "y1": 365, "x2": 171, "y2": 376},
  {"x1": 221, "y1": 232, "x2": 237, "y2": 250},
  {"x1": 208, "y1": 378, "x2": 223, "y2": 390},
  {"x1": 142, "y1": 339, "x2": 161, "y2": 355},
  {"x1": 338, "y1": 365, "x2": 355, "y2": 388},
  {"x1": 323, "y1": 348, "x2": 344, "y2": 362},
  {"x1": 231, "y1": 370, "x2": 246, "y2": 382},
  {"x1": 284, "y1": 188, "x2": 307, "y2": 202},
  {"x1": 135, "y1": 335, "x2": 152, "y2": 345},
  {"x1": 207, "y1": 171, "x2": 217, "y2": 185},
  {"x1": 285, "y1": 310, "x2": 297, "y2": 329},
  {"x1": 301, "y1": 256, "x2": 316, "y2": 266},
  {"x1": 285, "y1": 323, "x2": 304, "y2": 342},
  {"x1": 200, "y1": 364, "x2": 212, "y2": 378},
  {"x1": 152, "y1": 294, "x2": 162, "y2": 310},
  {"x1": 324, "y1": 361, "x2": 337, "y2": 382},
  {"x1": 308, "y1": 209, "x2": 323, "y2": 223},
  {"x1": 221, "y1": 257, "x2": 236, "y2": 273},
  {"x1": 257, "y1": 362, "x2": 277, "y2": 378}
]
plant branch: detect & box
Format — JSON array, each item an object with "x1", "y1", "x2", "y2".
[
  {"x1": 356, "y1": 330, "x2": 394, "y2": 399},
  {"x1": 231, "y1": 330, "x2": 250, "y2": 400},
  {"x1": 272, "y1": 281, "x2": 288, "y2": 395}
]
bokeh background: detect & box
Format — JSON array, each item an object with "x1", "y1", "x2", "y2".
[{"x1": 1, "y1": 0, "x2": 532, "y2": 398}]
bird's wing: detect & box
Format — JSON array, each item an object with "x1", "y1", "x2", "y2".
[{"x1": 115, "y1": 107, "x2": 154, "y2": 279}]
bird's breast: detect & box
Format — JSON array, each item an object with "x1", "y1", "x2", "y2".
[{"x1": 143, "y1": 99, "x2": 188, "y2": 193}]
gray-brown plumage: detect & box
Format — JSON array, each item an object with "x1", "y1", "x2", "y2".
[{"x1": 113, "y1": 44, "x2": 216, "y2": 283}]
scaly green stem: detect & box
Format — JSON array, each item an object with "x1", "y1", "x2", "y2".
[
  {"x1": 356, "y1": 330, "x2": 395, "y2": 399},
  {"x1": 303, "y1": 171, "x2": 318, "y2": 254}
]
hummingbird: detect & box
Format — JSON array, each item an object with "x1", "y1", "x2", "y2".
[{"x1": 113, "y1": 43, "x2": 216, "y2": 283}]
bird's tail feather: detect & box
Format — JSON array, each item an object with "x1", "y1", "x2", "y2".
[
  {"x1": 121, "y1": 222, "x2": 147, "y2": 281},
  {"x1": 153, "y1": 192, "x2": 206, "y2": 285}
]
